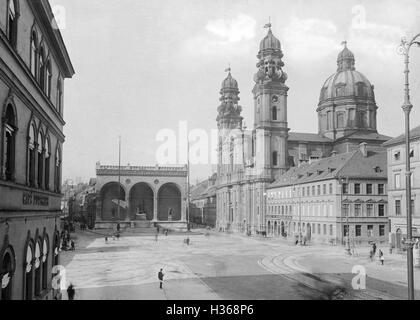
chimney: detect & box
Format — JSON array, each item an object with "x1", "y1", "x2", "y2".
[{"x1": 359, "y1": 142, "x2": 368, "y2": 157}]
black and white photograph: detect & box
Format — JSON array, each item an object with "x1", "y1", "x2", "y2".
[{"x1": 1, "y1": 0, "x2": 420, "y2": 307}]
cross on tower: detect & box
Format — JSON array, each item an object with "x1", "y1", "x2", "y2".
[
  {"x1": 264, "y1": 17, "x2": 272, "y2": 29},
  {"x1": 341, "y1": 40, "x2": 348, "y2": 48},
  {"x1": 224, "y1": 63, "x2": 231, "y2": 73}
]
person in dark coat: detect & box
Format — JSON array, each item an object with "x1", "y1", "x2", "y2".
[
  {"x1": 67, "y1": 284, "x2": 75, "y2": 300},
  {"x1": 70, "y1": 240, "x2": 75, "y2": 251},
  {"x1": 158, "y1": 269, "x2": 164, "y2": 289}
]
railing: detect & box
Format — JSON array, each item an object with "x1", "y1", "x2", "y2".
[{"x1": 97, "y1": 164, "x2": 187, "y2": 172}]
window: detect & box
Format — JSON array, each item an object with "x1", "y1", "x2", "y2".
[
  {"x1": 55, "y1": 146, "x2": 62, "y2": 193},
  {"x1": 378, "y1": 184, "x2": 385, "y2": 195},
  {"x1": 307, "y1": 186, "x2": 310, "y2": 196},
  {"x1": 395, "y1": 200, "x2": 401, "y2": 216},
  {"x1": 323, "y1": 184, "x2": 326, "y2": 195},
  {"x1": 317, "y1": 224, "x2": 321, "y2": 234},
  {"x1": 378, "y1": 204, "x2": 385, "y2": 217},
  {"x1": 42, "y1": 237, "x2": 48, "y2": 290},
  {"x1": 272, "y1": 106, "x2": 277, "y2": 121},
  {"x1": 317, "y1": 185, "x2": 321, "y2": 196},
  {"x1": 7, "y1": 0, "x2": 18, "y2": 47},
  {"x1": 367, "y1": 225, "x2": 374, "y2": 237},
  {"x1": 25, "y1": 242, "x2": 33, "y2": 300},
  {"x1": 343, "y1": 225, "x2": 349, "y2": 237},
  {"x1": 37, "y1": 132, "x2": 44, "y2": 189},
  {"x1": 39, "y1": 47, "x2": 45, "y2": 90},
  {"x1": 323, "y1": 224, "x2": 327, "y2": 235},
  {"x1": 379, "y1": 225, "x2": 385, "y2": 237},
  {"x1": 394, "y1": 151, "x2": 401, "y2": 161},
  {"x1": 342, "y1": 183, "x2": 348, "y2": 194},
  {"x1": 272, "y1": 151, "x2": 278, "y2": 166},
  {"x1": 367, "y1": 204, "x2": 373, "y2": 217},
  {"x1": 30, "y1": 31, "x2": 38, "y2": 78},
  {"x1": 343, "y1": 204, "x2": 349, "y2": 217},
  {"x1": 34, "y1": 241, "x2": 41, "y2": 296},
  {"x1": 312, "y1": 186, "x2": 315, "y2": 196},
  {"x1": 354, "y1": 183, "x2": 361, "y2": 194},
  {"x1": 395, "y1": 174, "x2": 401, "y2": 189},
  {"x1": 337, "y1": 113, "x2": 345, "y2": 128},
  {"x1": 302, "y1": 188, "x2": 305, "y2": 197},
  {"x1": 366, "y1": 184, "x2": 373, "y2": 195},
  {"x1": 28, "y1": 125, "x2": 36, "y2": 187},
  {"x1": 355, "y1": 225, "x2": 362, "y2": 237},
  {"x1": 1, "y1": 249, "x2": 15, "y2": 300},
  {"x1": 329, "y1": 225, "x2": 333, "y2": 236},
  {"x1": 329, "y1": 183, "x2": 333, "y2": 194},
  {"x1": 355, "y1": 204, "x2": 361, "y2": 217},
  {"x1": 3, "y1": 104, "x2": 16, "y2": 181},
  {"x1": 45, "y1": 60, "x2": 52, "y2": 97}
]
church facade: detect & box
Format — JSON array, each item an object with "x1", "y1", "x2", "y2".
[{"x1": 214, "y1": 24, "x2": 390, "y2": 235}]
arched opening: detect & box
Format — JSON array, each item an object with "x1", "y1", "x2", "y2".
[
  {"x1": 1, "y1": 247, "x2": 15, "y2": 300},
  {"x1": 45, "y1": 60, "x2": 52, "y2": 97},
  {"x1": 100, "y1": 183, "x2": 126, "y2": 221},
  {"x1": 24, "y1": 242, "x2": 33, "y2": 300},
  {"x1": 158, "y1": 183, "x2": 181, "y2": 221},
  {"x1": 281, "y1": 221, "x2": 285, "y2": 237},
  {"x1": 54, "y1": 146, "x2": 61, "y2": 193},
  {"x1": 272, "y1": 151, "x2": 278, "y2": 166},
  {"x1": 39, "y1": 47, "x2": 45, "y2": 90},
  {"x1": 4, "y1": 104, "x2": 17, "y2": 181},
  {"x1": 274, "y1": 221, "x2": 278, "y2": 237},
  {"x1": 267, "y1": 221, "x2": 271, "y2": 236},
  {"x1": 129, "y1": 183, "x2": 154, "y2": 221},
  {"x1": 306, "y1": 223, "x2": 312, "y2": 241}
]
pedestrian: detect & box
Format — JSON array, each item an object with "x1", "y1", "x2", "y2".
[
  {"x1": 157, "y1": 226, "x2": 160, "y2": 234},
  {"x1": 105, "y1": 236, "x2": 108, "y2": 242},
  {"x1": 165, "y1": 229, "x2": 168, "y2": 236},
  {"x1": 379, "y1": 250, "x2": 384, "y2": 265},
  {"x1": 158, "y1": 269, "x2": 164, "y2": 289},
  {"x1": 186, "y1": 237, "x2": 190, "y2": 246},
  {"x1": 155, "y1": 233, "x2": 158, "y2": 242},
  {"x1": 70, "y1": 240, "x2": 75, "y2": 251},
  {"x1": 372, "y1": 242, "x2": 377, "y2": 255},
  {"x1": 67, "y1": 283, "x2": 75, "y2": 300}
]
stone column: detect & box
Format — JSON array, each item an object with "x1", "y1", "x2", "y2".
[{"x1": 153, "y1": 194, "x2": 158, "y2": 221}]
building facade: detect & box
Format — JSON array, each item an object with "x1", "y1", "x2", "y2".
[
  {"x1": 266, "y1": 145, "x2": 389, "y2": 244},
  {"x1": 385, "y1": 125, "x2": 420, "y2": 251},
  {"x1": 190, "y1": 174, "x2": 217, "y2": 227},
  {"x1": 211, "y1": 24, "x2": 390, "y2": 235},
  {"x1": 0, "y1": 0, "x2": 74, "y2": 300},
  {"x1": 94, "y1": 162, "x2": 188, "y2": 229}
]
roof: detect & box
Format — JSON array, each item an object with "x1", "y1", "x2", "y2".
[
  {"x1": 190, "y1": 175, "x2": 217, "y2": 200},
  {"x1": 288, "y1": 132, "x2": 333, "y2": 143},
  {"x1": 383, "y1": 125, "x2": 420, "y2": 147},
  {"x1": 337, "y1": 131, "x2": 392, "y2": 143},
  {"x1": 268, "y1": 148, "x2": 387, "y2": 189}
]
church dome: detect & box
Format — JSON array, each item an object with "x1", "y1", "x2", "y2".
[
  {"x1": 319, "y1": 43, "x2": 375, "y2": 104},
  {"x1": 221, "y1": 71, "x2": 238, "y2": 90},
  {"x1": 259, "y1": 27, "x2": 281, "y2": 52}
]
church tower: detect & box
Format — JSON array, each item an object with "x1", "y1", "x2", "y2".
[
  {"x1": 217, "y1": 68, "x2": 243, "y2": 176},
  {"x1": 253, "y1": 23, "x2": 289, "y2": 179}
]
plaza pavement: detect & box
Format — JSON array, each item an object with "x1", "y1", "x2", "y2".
[{"x1": 59, "y1": 228, "x2": 420, "y2": 300}]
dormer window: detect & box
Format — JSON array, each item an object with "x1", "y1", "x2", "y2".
[{"x1": 335, "y1": 84, "x2": 346, "y2": 97}]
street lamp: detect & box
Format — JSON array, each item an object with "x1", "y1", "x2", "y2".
[
  {"x1": 397, "y1": 33, "x2": 420, "y2": 300},
  {"x1": 340, "y1": 177, "x2": 351, "y2": 256}
]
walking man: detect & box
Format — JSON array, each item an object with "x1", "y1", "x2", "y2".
[
  {"x1": 67, "y1": 283, "x2": 75, "y2": 300},
  {"x1": 158, "y1": 269, "x2": 164, "y2": 289}
]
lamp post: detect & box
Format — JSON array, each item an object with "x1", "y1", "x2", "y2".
[{"x1": 397, "y1": 34, "x2": 420, "y2": 300}]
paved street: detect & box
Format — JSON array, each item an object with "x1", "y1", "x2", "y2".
[{"x1": 60, "y1": 229, "x2": 420, "y2": 300}]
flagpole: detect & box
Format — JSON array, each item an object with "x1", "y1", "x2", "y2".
[{"x1": 118, "y1": 136, "x2": 121, "y2": 222}]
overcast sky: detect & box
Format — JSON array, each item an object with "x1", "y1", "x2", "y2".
[{"x1": 50, "y1": 0, "x2": 420, "y2": 184}]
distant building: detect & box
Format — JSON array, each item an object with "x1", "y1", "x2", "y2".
[
  {"x1": 194, "y1": 24, "x2": 391, "y2": 236},
  {"x1": 190, "y1": 174, "x2": 217, "y2": 227},
  {"x1": 0, "y1": 0, "x2": 74, "y2": 300},
  {"x1": 266, "y1": 144, "x2": 388, "y2": 244},
  {"x1": 93, "y1": 162, "x2": 188, "y2": 230},
  {"x1": 384, "y1": 125, "x2": 420, "y2": 251}
]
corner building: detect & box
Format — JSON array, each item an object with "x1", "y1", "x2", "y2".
[
  {"x1": 214, "y1": 25, "x2": 390, "y2": 235},
  {"x1": 0, "y1": 0, "x2": 74, "y2": 300}
]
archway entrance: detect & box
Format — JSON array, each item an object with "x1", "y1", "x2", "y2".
[
  {"x1": 158, "y1": 183, "x2": 181, "y2": 221},
  {"x1": 129, "y1": 183, "x2": 154, "y2": 220},
  {"x1": 101, "y1": 183, "x2": 126, "y2": 221},
  {"x1": 281, "y1": 221, "x2": 285, "y2": 236}
]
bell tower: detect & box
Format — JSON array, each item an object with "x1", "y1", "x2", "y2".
[{"x1": 253, "y1": 23, "x2": 289, "y2": 179}]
